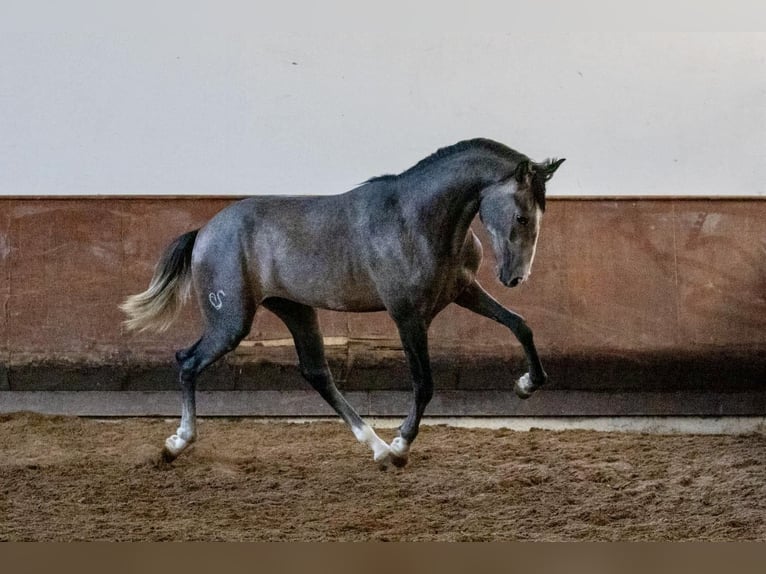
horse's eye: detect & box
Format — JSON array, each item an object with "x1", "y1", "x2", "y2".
[{"x1": 516, "y1": 214, "x2": 529, "y2": 226}]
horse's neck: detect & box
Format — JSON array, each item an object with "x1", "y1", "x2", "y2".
[{"x1": 403, "y1": 153, "x2": 508, "y2": 252}]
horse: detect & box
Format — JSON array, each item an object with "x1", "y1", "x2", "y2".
[{"x1": 120, "y1": 138, "x2": 565, "y2": 469}]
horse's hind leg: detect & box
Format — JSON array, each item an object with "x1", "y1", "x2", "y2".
[
  {"x1": 162, "y1": 284, "x2": 255, "y2": 462},
  {"x1": 263, "y1": 298, "x2": 393, "y2": 468},
  {"x1": 162, "y1": 339, "x2": 201, "y2": 460}
]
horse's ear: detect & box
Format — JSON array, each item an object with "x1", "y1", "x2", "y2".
[
  {"x1": 514, "y1": 160, "x2": 531, "y2": 183},
  {"x1": 543, "y1": 158, "x2": 566, "y2": 180}
]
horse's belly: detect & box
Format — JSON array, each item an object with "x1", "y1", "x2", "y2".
[
  {"x1": 317, "y1": 297, "x2": 387, "y2": 313},
  {"x1": 261, "y1": 264, "x2": 386, "y2": 312},
  {"x1": 272, "y1": 286, "x2": 386, "y2": 313},
  {"x1": 297, "y1": 277, "x2": 385, "y2": 311}
]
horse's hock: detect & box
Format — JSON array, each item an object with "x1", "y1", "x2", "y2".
[{"x1": 0, "y1": 196, "x2": 764, "y2": 417}]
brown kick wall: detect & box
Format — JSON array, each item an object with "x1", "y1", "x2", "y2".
[{"x1": 0, "y1": 197, "x2": 764, "y2": 409}]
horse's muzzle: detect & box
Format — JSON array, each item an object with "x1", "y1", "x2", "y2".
[{"x1": 499, "y1": 270, "x2": 524, "y2": 288}]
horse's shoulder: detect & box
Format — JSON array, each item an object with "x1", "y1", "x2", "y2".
[{"x1": 464, "y1": 230, "x2": 483, "y2": 264}]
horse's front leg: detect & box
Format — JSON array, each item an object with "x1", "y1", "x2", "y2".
[
  {"x1": 389, "y1": 313, "x2": 433, "y2": 468},
  {"x1": 455, "y1": 282, "x2": 547, "y2": 398}
]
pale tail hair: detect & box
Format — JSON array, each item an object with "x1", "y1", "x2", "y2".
[{"x1": 119, "y1": 230, "x2": 199, "y2": 333}]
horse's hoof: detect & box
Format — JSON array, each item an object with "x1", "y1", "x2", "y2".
[
  {"x1": 375, "y1": 453, "x2": 407, "y2": 470},
  {"x1": 514, "y1": 373, "x2": 536, "y2": 399},
  {"x1": 374, "y1": 445, "x2": 393, "y2": 471},
  {"x1": 163, "y1": 434, "x2": 192, "y2": 461},
  {"x1": 375, "y1": 454, "x2": 392, "y2": 471},
  {"x1": 159, "y1": 447, "x2": 177, "y2": 466},
  {"x1": 390, "y1": 454, "x2": 409, "y2": 468},
  {"x1": 389, "y1": 437, "x2": 410, "y2": 468}
]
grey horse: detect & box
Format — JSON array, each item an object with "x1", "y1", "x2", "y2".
[{"x1": 120, "y1": 138, "x2": 565, "y2": 468}]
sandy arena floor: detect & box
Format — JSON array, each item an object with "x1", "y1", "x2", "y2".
[{"x1": 0, "y1": 412, "x2": 763, "y2": 541}]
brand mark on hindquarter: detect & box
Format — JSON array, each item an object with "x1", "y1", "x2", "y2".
[{"x1": 209, "y1": 290, "x2": 225, "y2": 310}]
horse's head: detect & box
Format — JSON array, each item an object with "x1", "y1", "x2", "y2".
[{"x1": 479, "y1": 157, "x2": 565, "y2": 287}]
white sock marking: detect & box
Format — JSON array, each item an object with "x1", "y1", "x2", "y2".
[
  {"x1": 517, "y1": 372, "x2": 535, "y2": 395},
  {"x1": 353, "y1": 424, "x2": 390, "y2": 461},
  {"x1": 390, "y1": 437, "x2": 410, "y2": 458},
  {"x1": 165, "y1": 434, "x2": 191, "y2": 457}
]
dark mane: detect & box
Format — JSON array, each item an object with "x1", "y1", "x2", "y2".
[{"x1": 365, "y1": 138, "x2": 527, "y2": 184}]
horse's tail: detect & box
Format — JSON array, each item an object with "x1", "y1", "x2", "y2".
[{"x1": 119, "y1": 229, "x2": 199, "y2": 333}]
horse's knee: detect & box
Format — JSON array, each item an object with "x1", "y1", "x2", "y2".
[
  {"x1": 175, "y1": 343, "x2": 197, "y2": 366},
  {"x1": 416, "y1": 384, "x2": 434, "y2": 406},
  {"x1": 300, "y1": 366, "x2": 332, "y2": 388},
  {"x1": 176, "y1": 352, "x2": 199, "y2": 382},
  {"x1": 177, "y1": 327, "x2": 249, "y2": 378},
  {"x1": 513, "y1": 320, "x2": 533, "y2": 346}
]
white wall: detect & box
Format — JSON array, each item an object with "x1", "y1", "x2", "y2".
[{"x1": 1, "y1": 3, "x2": 764, "y2": 196}]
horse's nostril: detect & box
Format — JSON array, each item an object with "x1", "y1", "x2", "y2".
[{"x1": 509, "y1": 277, "x2": 520, "y2": 287}]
